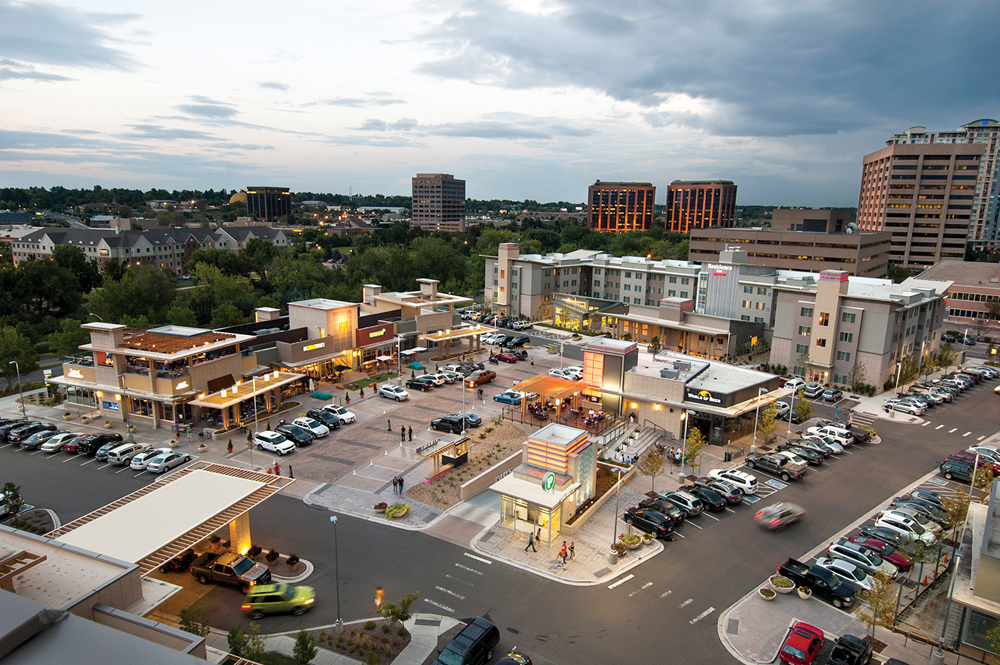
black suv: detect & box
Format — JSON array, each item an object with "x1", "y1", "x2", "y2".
[
  {"x1": 78, "y1": 433, "x2": 123, "y2": 456},
  {"x1": 828, "y1": 634, "x2": 873, "y2": 665},
  {"x1": 434, "y1": 616, "x2": 500, "y2": 665},
  {"x1": 623, "y1": 508, "x2": 674, "y2": 539},
  {"x1": 503, "y1": 336, "x2": 530, "y2": 348},
  {"x1": 276, "y1": 424, "x2": 314, "y2": 447},
  {"x1": 681, "y1": 485, "x2": 727, "y2": 512},
  {"x1": 306, "y1": 409, "x2": 341, "y2": 430},
  {"x1": 431, "y1": 416, "x2": 465, "y2": 434},
  {"x1": 406, "y1": 377, "x2": 436, "y2": 392}
]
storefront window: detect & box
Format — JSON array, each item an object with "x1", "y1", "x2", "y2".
[
  {"x1": 66, "y1": 386, "x2": 98, "y2": 407},
  {"x1": 500, "y1": 496, "x2": 559, "y2": 542},
  {"x1": 964, "y1": 610, "x2": 998, "y2": 653}
]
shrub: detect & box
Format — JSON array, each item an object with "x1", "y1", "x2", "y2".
[
  {"x1": 381, "y1": 624, "x2": 390, "y2": 634},
  {"x1": 364, "y1": 620, "x2": 376, "y2": 631},
  {"x1": 247, "y1": 545, "x2": 262, "y2": 558},
  {"x1": 286, "y1": 553, "x2": 300, "y2": 567},
  {"x1": 265, "y1": 548, "x2": 280, "y2": 563}
]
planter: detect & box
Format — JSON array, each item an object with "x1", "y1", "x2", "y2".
[
  {"x1": 759, "y1": 587, "x2": 776, "y2": 601},
  {"x1": 797, "y1": 587, "x2": 812, "y2": 600},
  {"x1": 374, "y1": 504, "x2": 387, "y2": 514},
  {"x1": 103, "y1": 422, "x2": 113, "y2": 429},
  {"x1": 198, "y1": 444, "x2": 208, "y2": 452},
  {"x1": 63, "y1": 413, "x2": 72, "y2": 421},
  {"x1": 625, "y1": 539, "x2": 642, "y2": 550},
  {"x1": 769, "y1": 575, "x2": 795, "y2": 593}
]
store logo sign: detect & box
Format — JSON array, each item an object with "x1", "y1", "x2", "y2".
[
  {"x1": 68, "y1": 368, "x2": 84, "y2": 379},
  {"x1": 542, "y1": 472, "x2": 556, "y2": 492},
  {"x1": 356, "y1": 323, "x2": 396, "y2": 347},
  {"x1": 686, "y1": 388, "x2": 723, "y2": 405}
]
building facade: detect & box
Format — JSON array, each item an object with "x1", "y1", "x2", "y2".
[
  {"x1": 586, "y1": 181, "x2": 656, "y2": 233},
  {"x1": 665, "y1": 180, "x2": 737, "y2": 233},
  {"x1": 689, "y1": 227, "x2": 891, "y2": 277},
  {"x1": 857, "y1": 142, "x2": 985, "y2": 269},
  {"x1": 411, "y1": 173, "x2": 466, "y2": 232},
  {"x1": 769, "y1": 271, "x2": 951, "y2": 388},
  {"x1": 246, "y1": 186, "x2": 292, "y2": 221},
  {"x1": 917, "y1": 260, "x2": 1000, "y2": 331},
  {"x1": 887, "y1": 120, "x2": 1000, "y2": 248}
]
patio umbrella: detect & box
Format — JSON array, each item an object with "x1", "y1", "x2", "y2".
[{"x1": 409, "y1": 362, "x2": 424, "y2": 370}]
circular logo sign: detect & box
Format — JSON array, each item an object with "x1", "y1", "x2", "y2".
[{"x1": 542, "y1": 472, "x2": 556, "y2": 492}]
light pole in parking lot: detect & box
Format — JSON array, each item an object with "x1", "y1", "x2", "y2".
[
  {"x1": 329, "y1": 515, "x2": 343, "y2": 633},
  {"x1": 8, "y1": 361, "x2": 25, "y2": 421},
  {"x1": 893, "y1": 361, "x2": 903, "y2": 399},
  {"x1": 680, "y1": 410, "x2": 690, "y2": 476},
  {"x1": 786, "y1": 386, "x2": 797, "y2": 438},
  {"x1": 610, "y1": 466, "x2": 625, "y2": 551},
  {"x1": 117, "y1": 374, "x2": 133, "y2": 442},
  {"x1": 752, "y1": 387, "x2": 767, "y2": 450}
]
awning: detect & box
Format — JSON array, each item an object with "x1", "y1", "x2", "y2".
[
  {"x1": 188, "y1": 371, "x2": 303, "y2": 410},
  {"x1": 411, "y1": 346, "x2": 428, "y2": 353},
  {"x1": 490, "y1": 475, "x2": 581, "y2": 510},
  {"x1": 376, "y1": 355, "x2": 394, "y2": 362},
  {"x1": 401, "y1": 349, "x2": 418, "y2": 356}
]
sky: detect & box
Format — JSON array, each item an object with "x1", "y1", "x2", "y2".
[{"x1": 2, "y1": 0, "x2": 999, "y2": 206}]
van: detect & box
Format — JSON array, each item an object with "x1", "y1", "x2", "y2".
[{"x1": 107, "y1": 442, "x2": 150, "y2": 465}]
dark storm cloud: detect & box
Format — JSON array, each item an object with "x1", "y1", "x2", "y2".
[
  {"x1": 0, "y1": 0, "x2": 138, "y2": 70},
  {"x1": 418, "y1": 0, "x2": 1000, "y2": 137}
]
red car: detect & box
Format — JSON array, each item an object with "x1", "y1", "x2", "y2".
[
  {"x1": 495, "y1": 352, "x2": 518, "y2": 363},
  {"x1": 62, "y1": 434, "x2": 89, "y2": 454},
  {"x1": 779, "y1": 622, "x2": 824, "y2": 665},
  {"x1": 846, "y1": 534, "x2": 914, "y2": 572}
]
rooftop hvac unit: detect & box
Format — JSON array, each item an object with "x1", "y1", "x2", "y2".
[
  {"x1": 660, "y1": 369, "x2": 680, "y2": 379},
  {"x1": 673, "y1": 361, "x2": 691, "y2": 371}
]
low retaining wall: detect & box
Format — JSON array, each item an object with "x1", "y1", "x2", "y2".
[
  {"x1": 459, "y1": 451, "x2": 522, "y2": 500},
  {"x1": 562, "y1": 464, "x2": 636, "y2": 536}
]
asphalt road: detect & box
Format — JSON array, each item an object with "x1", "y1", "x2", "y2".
[{"x1": 3, "y1": 374, "x2": 999, "y2": 664}]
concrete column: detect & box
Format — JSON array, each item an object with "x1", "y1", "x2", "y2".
[{"x1": 229, "y1": 513, "x2": 252, "y2": 555}]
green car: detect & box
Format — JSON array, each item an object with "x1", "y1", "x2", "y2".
[{"x1": 241, "y1": 583, "x2": 316, "y2": 619}]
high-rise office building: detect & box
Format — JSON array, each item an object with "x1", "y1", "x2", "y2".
[
  {"x1": 586, "y1": 181, "x2": 656, "y2": 233},
  {"x1": 411, "y1": 173, "x2": 466, "y2": 232},
  {"x1": 246, "y1": 186, "x2": 291, "y2": 221},
  {"x1": 665, "y1": 180, "x2": 737, "y2": 233},
  {"x1": 857, "y1": 143, "x2": 985, "y2": 269},
  {"x1": 887, "y1": 120, "x2": 1000, "y2": 248}
]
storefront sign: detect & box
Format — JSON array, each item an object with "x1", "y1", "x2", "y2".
[
  {"x1": 356, "y1": 323, "x2": 396, "y2": 347},
  {"x1": 67, "y1": 368, "x2": 84, "y2": 379},
  {"x1": 302, "y1": 342, "x2": 325, "y2": 352},
  {"x1": 175, "y1": 381, "x2": 189, "y2": 390},
  {"x1": 685, "y1": 388, "x2": 725, "y2": 406},
  {"x1": 102, "y1": 400, "x2": 120, "y2": 412},
  {"x1": 542, "y1": 472, "x2": 556, "y2": 491}
]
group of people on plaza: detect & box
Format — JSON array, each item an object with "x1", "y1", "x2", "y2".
[{"x1": 523, "y1": 529, "x2": 575, "y2": 567}]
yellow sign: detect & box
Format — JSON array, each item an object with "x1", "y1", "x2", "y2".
[{"x1": 303, "y1": 342, "x2": 326, "y2": 352}]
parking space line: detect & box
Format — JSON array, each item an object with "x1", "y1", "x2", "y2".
[
  {"x1": 922, "y1": 422, "x2": 931, "y2": 427},
  {"x1": 704, "y1": 513, "x2": 720, "y2": 522},
  {"x1": 949, "y1": 428, "x2": 958, "y2": 433},
  {"x1": 935, "y1": 425, "x2": 944, "y2": 430},
  {"x1": 98, "y1": 463, "x2": 111, "y2": 469},
  {"x1": 725, "y1": 508, "x2": 735, "y2": 514},
  {"x1": 979, "y1": 435, "x2": 987, "y2": 441},
  {"x1": 685, "y1": 522, "x2": 704, "y2": 530},
  {"x1": 463, "y1": 553, "x2": 491, "y2": 565},
  {"x1": 690, "y1": 607, "x2": 715, "y2": 624},
  {"x1": 672, "y1": 532, "x2": 686, "y2": 538},
  {"x1": 608, "y1": 574, "x2": 634, "y2": 589},
  {"x1": 30, "y1": 450, "x2": 44, "y2": 455},
  {"x1": 679, "y1": 598, "x2": 693, "y2": 608},
  {"x1": 79, "y1": 459, "x2": 94, "y2": 466},
  {"x1": 964, "y1": 432, "x2": 972, "y2": 437},
  {"x1": 423, "y1": 598, "x2": 454, "y2": 613}
]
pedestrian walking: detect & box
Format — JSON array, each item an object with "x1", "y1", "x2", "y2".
[
  {"x1": 535, "y1": 528, "x2": 541, "y2": 549},
  {"x1": 835, "y1": 406, "x2": 841, "y2": 420},
  {"x1": 186, "y1": 425, "x2": 193, "y2": 442},
  {"x1": 569, "y1": 542, "x2": 575, "y2": 561},
  {"x1": 524, "y1": 530, "x2": 537, "y2": 552},
  {"x1": 408, "y1": 426, "x2": 413, "y2": 441},
  {"x1": 392, "y1": 476, "x2": 399, "y2": 494},
  {"x1": 273, "y1": 462, "x2": 280, "y2": 476},
  {"x1": 398, "y1": 476, "x2": 404, "y2": 494},
  {"x1": 387, "y1": 418, "x2": 392, "y2": 431},
  {"x1": 558, "y1": 541, "x2": 568, "y2": 566},
  {"x1": 401, "y1": 426, "x2": 406, "y2": 443}
]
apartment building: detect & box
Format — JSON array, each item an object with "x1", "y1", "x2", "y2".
[
  {"x1": 246, "y1": 186, "x2": 292, "y2": 221},
  {"x1": 689, "y1": 209, "x2": 891, "y2": 277},
  {"x1": 858, "y1": 142, "x2": 985, "y2": 269},
  {"x1": 770, "y1": 270, "x2": 951, "y2": 388},
  {"x1": 411, "y1": 173, "x2": 466, "y2": 232},
  {"x1": 665, "y1": 180, "x2": 737, "y2": 233},
  {"x1": 887, "y1": 120, "x2": 1000, "y2": 248},
  {"x1": 587, "y1": 181, "x2": 656, "y2": 233}
]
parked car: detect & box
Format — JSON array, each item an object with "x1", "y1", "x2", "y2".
[
  {"x1": 681, "y1": 485, "x2": 727, "y2": 512},
  {"x1": 433, "y1": 617, "x2": 500, "y2": 665},
  {"x1": 802, "y1": 382, "x2": 824, "y2": 399},
  {"x1": 623, "y1": 508, "x2": 674, "y2": 539},
  {"x1": 708, "y1": 468, "x2": 758, "y2": 494},
  {"x1": 242, "y1": 583, "x2": 316, "y2": 619},
  {"x1": 253, "y1": 431, "x2": 295, "y2": 456},
  {"x1": 775, "y1": 443, "x2": 824, "y2": 465},
  {"x1": 406, "y1": 377, "x2": 436, "y2": 392},
  {"x1": 940, "y1": 459, "x2": 975, "y2": 483},
  {"x1": 380, "y1": 384, "x2": 411, "y2": 400},
  {"x1": 158, "y1": 548, "x2": 197, "y2": 574},
  {"x1": 495, "y1": 352, "x2": 519, "y2": 363},
  {"x1": 857, "y1": 525, "x2": 910, "y2": 551},
  {"x1": 40, "y1": 431, "x2": 82, "y2": 453},
  {"x1": 806, "y1": 426, "x2": 852, "y2": 448},
  {"x1": 881, "y1": 506, "x2": 943, "y2": 535},
  {"x1": 431, "y1": 415, "x2": 466, "y2": 434},
  {"x1": 306, "y1": 409, "x2": 341, "y2": 430},
  {"x1": 503, "y1": 336, "x2": 531, "y2": 348},
  {"x1": 753, "y1": 502, "x2": 805, "y2": 531},
  {"x1": 19, "y1": 429, "x2": 61, "y2": 450},
  {"x1": 783, "y1": 378, "x2": 806, "y2": 390},
  {"x1": 815, "y1": 557, "x2": 873, "y2": 591},
  {"x1": 94, "y1": 440, "x2": 122, "y2": 461},
  {"x1": 874, "y1": 512, "x2": 936, "y2": 545},
  {"x1": 190, "y1": 552, "x2": 271, "y2": 594},
  {"x1": 745, "y1": 452, "x2": 806, "y2": 481},
  {"x1": 947, "y1": 451, "x2": 1000, "y2": 475},
  {"x1": 778, "y1": 621, "x2": 824, "y2": 665},
  {"x1": 493, "y1": 390, "x2": 524, "y2": 405},
  {"x1": 439, "y1": 371, "x2": 464, "y2": 383},
  {"x1": 883, "y1": 398, "x2": 925, "y2": 416},
  {"x1": 800, "y1": 433, "x2": 844, "y2": 454},
  {"x1": 276, "y1": 424, "x2": 314, "y2": 447},
  {"x1": 656, "y1": 490, "x2": 704, "y2": 518},
  {"x1": 496, "y1": 647, "x2": 533, "y2": 665},
  {"x1": 845, "y1": 535, "x2": 914, "y2": 572},
  {"x1": 941, "y1": 333, "x2": 957, "y2": 343},
  {"x1": 828, "y1": 634, "x2": 873, "y2": 665},
  {"x1": 422, "y1": 373, "x2": 449, "y2": 386},
  {"x1": 455, "y1": 413, "x2": 482, "y2": 428},
  {"x1": 787, "y1": 438, "x2": 830, "y2": 458},
  {"x1": 827, "y1": 538, "x2": 899, "y2": 579},
  {"x1": 823, "y1": 388, "x2": 844, "y2": 402},
  {"x1": 130, "y1": 447, "x2": 172, "y2": 470},
  {"x1": 321, "y1": 404, "x2": 357, "y2": 424},
  {"x1": 73, "y1": 433, "x2": 123, "y2": 456},
  {"x1": 107, "y1": 442, "x2": 151, "y2": 465},
  {"x1": 633, "y1": 499, "x2": 686, "y2": 525},
  {"x1": 8, "y1": 422, "x2": 56, "y2": 445},
  {"x1": 692, "y1": 477, "x2": 745, "y2": 504},
  {"x1": 292, "y1": 416, "x2": 329, "y2": 438},
  {"x1": 145, "y1": 451, "x2": 192, "y2": 474},
  {"x1": 778, "y1": 558, "x2": 856, "y2": 609},
  {"x1": 774, "y1": 401, "x2": 791, "y2": 419},
  {"x1": 465, "y1": 370, "x2": 497, "y2": 387}
]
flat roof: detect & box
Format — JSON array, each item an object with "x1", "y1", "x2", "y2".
[
  {"x1": 187, "y1": 370, "x2": 303, "y2": 409},
  {"x1": 489, "y1": 475, "x2": 580, "y2": 510},
  {"x1": 81, "y1": 322, "x2": 126, "y2": 331},
  {"x1": 80, "y1": 329, "x2": 255, "y2": 360},
  {"x1": 289, "y1": 298, "x2": 356, "y2": 310},
  {"x1": 585, "y1": 338, "x2": 637, "y2": 354},
  {"x1": 686, "y1": 360, "x2": 775, "y2": 395},
  {"x1": 55, "y1": 470, "x2": 264, "y2": 565},
  {"x1": 529, "y1": 423, "x2": 588, "y2": 448},
  {"x1": 0, "y1": 527, "x2": 133, "y2": 610}
]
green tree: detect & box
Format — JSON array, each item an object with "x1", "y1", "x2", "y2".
[
  {"x1": 380, "y1": 591, "x2": 419, "y2": 625},
  {"x1": 1, "y1": 481, "x2": 24, "y2": 518},
  {"x1": 649, "y1": 335, "x2": 661, "y2": 354},
  {"x1": 847, "y1": 361, "x2": 868, "y2": 393},
  {"x1": 227, "y1": 625, "x2": 247, "y2": 657},
  {"x1": 293, "y1": 629, "x2": 318, "y2": 665},
  {"x1": 0, "y1": 326, "x2": 40, "y2": 389},
  {"x1": 167, "y1": 300, "x2": 199, "y2": 327},
  {"x1": 636, "y1": 448, "x2": 665, "y2": 492},
  {"x1": 986, "y1": 299, "x2": 1000, "y2": 322},
  {"x1": 936, "y1": 343, "x2": 957, "y2": 371},
  {"x1": 178, "y1": 601, "x2": 210, "y2": 637},
  {"x1": 684, "y1": 426, "x2": 707, "y2": 470},
  {"x1": 47, "y1": 319, "x2": 90, "y2": 357},
  {"x1": 941, "y1": 491, "x2": 970, "y2": 529},
  {"x1": 210, "y1": 303, "x2": 245, "y2": 328},
  {"x1": 756, "y1": 403, "x2": 777, "y2": 444},
  {"x1": 886, "y1": 264, "x2": 910, "y2": 284},
  {"x1": 793, "y1": 392, "x2": 813, "y2": 422},
  {"x1": 52, "y1": 244, "x2": 102, "y2": 292},
  {"x1": 897, "y1": 355, "x2": 917, "y2": 388},
  {"x1": 854, "y1": 572, "x2": 897, "y2": 638},
  {"x1": 227, "y1": 623, "x2": 265, "y2": 661},
  {"x1": 14, "y1": 259, "x2": 83, "y2": 324}
]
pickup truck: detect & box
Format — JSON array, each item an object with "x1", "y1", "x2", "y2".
[
  {"x1": 777, "y1": 558, "x2": 856, "y2": 609},
  {"x1": 190, "y1": 552, "x2": 271, "y2": 593},
  {"x1": 745, "y1": 452, "x2": 806, "y2": 481}
]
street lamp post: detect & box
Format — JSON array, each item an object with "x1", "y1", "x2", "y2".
[
  {"x1": 752, "y1": 387, "x2": 767, "y2": 450},
  {"x1": 681, "y1": 410, "x2": 690, "y2": 477},
  {"x1": 117, "y1": 374, "x2": 133, "y2": 442},
  {"x1": 9, "y1": 361, "x2": 25, "y2": 420},
  {"x1": 786, "y1": 385, "x2": 797, "y2": 438},
  {"x1": 329, "y1": 516, "x2": 343, "y2": 633},
  {"x1": 610, "y1": 467, "x2": 624, "y2": 551},
  {"x1": 893, "y1": 361, "x2": 903, "y2": 399},
  {"x1": 397, "y1": 334, "x2": 403, "y2": 386}
]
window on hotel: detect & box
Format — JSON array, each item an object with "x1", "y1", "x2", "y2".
[
  {"x1": 837, "y1": 351, "x2": 851, "y2": 362},
  {"x1": 816, "y1": 338, "x2": 827, "y2": 348},
  {"x1": 839, "y1": 332, "x2": 854, "y2": 343},
  {"x1": 841, "y1": 312, "x2": 856, "y2": 324},
  {"x1": 800, "y1": 307, "x2": 813, "y2": 317},
  {"x1": 796, "y1": 344, "x2": 808, "y2": 354},
  {"x1": 818, "y1": 312, "x2": 830, "y2": 326},
  {"x1": 798, "y1": 326, "x2": 811, "y2": 336}
]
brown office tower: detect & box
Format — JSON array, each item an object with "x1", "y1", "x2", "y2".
[
  {"x1": 857, "y1": 143, "x2": 985, "y2": 270},
  {"x1": 246, "y1": 187, "x2": 292, "y2": 221},
  {"x1": 587, "y1": 181, "x2": 656, "y2": 233},
  {"x1": 665, "y1": 180, "x2": 737, "y2": 233},
  {"x1": 411, "y1": 173, "x2": 466, "y2": 232}
]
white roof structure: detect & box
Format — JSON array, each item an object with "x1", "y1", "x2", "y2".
[{"x1": 490, "y1": 475, "x2": 581, "y2": 509}]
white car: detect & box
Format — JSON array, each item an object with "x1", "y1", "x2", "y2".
[
  {"x1": 422, "y1": 373, "x2": 449, "y2": 386},
  {"x1": 481, "y1": 333, "x2": 499, "y2": 344},
  {"x1": 967, "y1": 445, "x2": 1000, "y2": 461},
  {"x1": 801, "y1": 434, "x2": 844, "y2": 454},
  {"x1": 806, "y1": 427, "x2": 852, "y2": 447},
  {"x1": 322, "y1": 404, "x2": 356, "y2": 424},
  {"x1": 784, "y1": 377, "x2": 806, "y2": 390},
  {"x1": 254, "y1": 431, "x2": 295, "y2": 456},
  {"x1": 40, "y1": 431, "x2": 81, "y2": 453},
  {"x1": 292, "y1": 417, "x2": 329, "y2": 438},
  {"x1": 875, "y1": 512, "x2": 936, "y2": 545},
  {"x1": 773, "y1": 451, "x2": 808, "y2": 467},
  {"x1": 131, "y1": 447, "x2": 172, "y2": 471},
  {"x1": 882, "y1": 507, "x2": 943, "y2": 534},
  {"x1": 378, "y1": 385, "x2": 410, "y2": 401},
  {"x1": 815, "y1": 558, "x2": 873, "y2": 591},
  {"x1": 708, "y1": 468, "x2": 758, "y2": 495},
  {"x1": 548, "y1": 368, "x2": 573, "y2": 379},
  {"x1": 440, "y1": 370, "x2": 463, "y2": 383},
  {"x1": 773, "y1": 401, "x2": 790, "y2": 418},
  {"x1": 827, "y1": 539, "x2": 899, "y2": 579},
  {"x1": 107, "y1": 442, "x2": 151, "y2": 465},
  {"x1": 145, "y1": 451, "x2": 191, "y2": 474}
]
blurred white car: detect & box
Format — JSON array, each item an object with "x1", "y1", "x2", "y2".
[
  {"x1": 322, "y1": 404, "x2": 356, "y2": 424},
  {"x1": 253, "y1": 431, "x2": 295, "y2": 456},
  {"x1": 292, "y1": 417, "x2": 329, "y2": 438},
  {"x1": 378, "y1": 385, "x2": 409, "y2": 401},
  {"x1": 131, "y1": 447, "x2": 172, "y2": 470}
]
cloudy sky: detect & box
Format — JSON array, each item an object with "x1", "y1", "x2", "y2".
[{"x1": 2, "y1": 0, "x2": 998, "y2": 205}]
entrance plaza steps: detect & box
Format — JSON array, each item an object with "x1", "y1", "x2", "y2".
[
  {"x1": 621, "y1": 427, "x2": 665, "y2": 460},
  {"x1": 600, "y1": 424, "x2": 639, "y2": 454}
]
